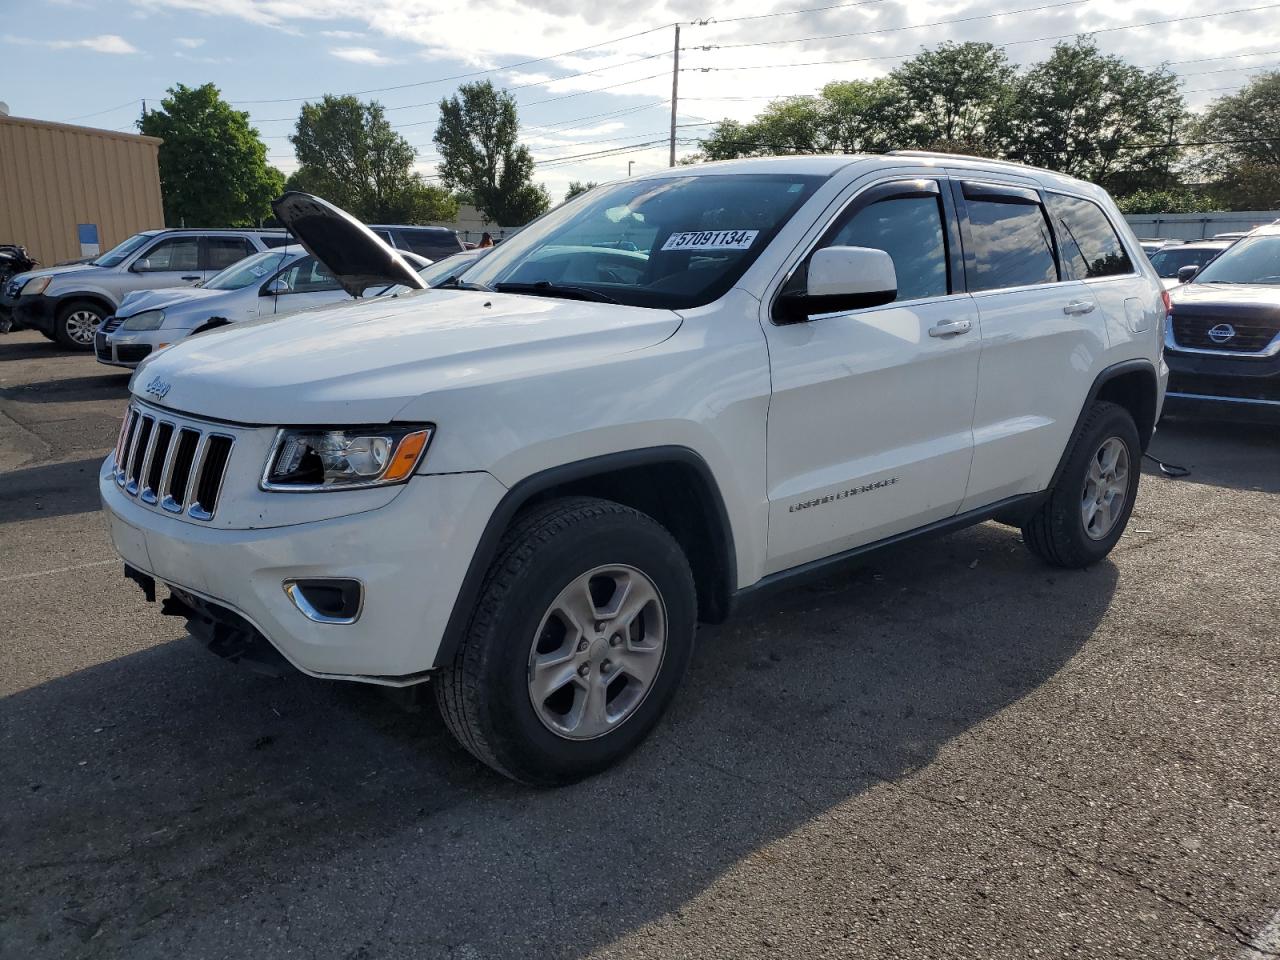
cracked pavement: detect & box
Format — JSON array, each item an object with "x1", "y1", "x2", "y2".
[{"x1": 1, "y1": 330, "x2": 1277, "y2": 960}]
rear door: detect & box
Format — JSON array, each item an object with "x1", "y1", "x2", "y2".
[
  {"x1": 952, "y1": 178, "x2": 1106, "y2": 511},
  {"x1": 201, "y1": 236, "x2": 257, "y2": 277},
  {"x1": 761, "y1": 175, "x2": 981, "y2": 574}
]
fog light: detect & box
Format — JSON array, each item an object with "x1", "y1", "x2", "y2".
[{"x1": 284, "y1": 578, "x2": 363, "y2": 624}]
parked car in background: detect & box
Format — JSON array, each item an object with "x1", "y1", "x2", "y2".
[
  {"x1": 1139, "y1": 238, "x2": 1181, "y2": 256},
  {"x1": 1165, "y1": 224, "x2": 1280, "y2": 420},
  {"x1": 96, "y1": 246, "x2": 429, "y2": 369},
  {"x1": 2, "y1": 228, "x2": 287, "y2": 349},
  {"x1": 101, "y1": 159, "x2": 1165, "y2": 784},
  {"x1": 369, "y1": 224, "x2": 463, "y2": 262},
  {"x1": 1147, "y1": 240, "x2": 1234, "y2": 289}
]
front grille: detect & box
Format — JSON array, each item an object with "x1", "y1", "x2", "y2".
[
  {"x1": 116, "y1": 344, "x2": 152, "y2": 363},
  {"x1": 113, "y1": 405, "x2": 235, "y2": 521},
  {"x1": 101, "y1": 315, "x2": 125, "y2": 334},
  {"x1": 1172, "y1": 313, "x2": 1280, "y2": 353}
]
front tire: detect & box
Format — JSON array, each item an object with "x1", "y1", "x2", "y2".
[
  {"x1": 1022, "y1": 401, "x2": 1141, "y2": 568},
  {"x1": 53, "y1": 299, "x2": 105, "y2": 350},
  {"x1": 436, "y1": 496, "x2": 696, "y2": 785}
]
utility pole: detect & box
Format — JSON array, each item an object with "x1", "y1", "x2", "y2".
[
  {"x1": 669, "y1": 24, "x2": 680, "y2": 167},
  {"x1": 140, "y1": 100, "x2": 146, "y2": 127}
]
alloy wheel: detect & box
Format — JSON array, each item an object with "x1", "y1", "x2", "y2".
[
  {"x1": 1081, "y1": 436, "x2": 1130, "y2": 540},
  {"x1": 64, "y1": 310, "x2": 100, "y2": 345},
  {"x1": 527, "y1": 564, "x2": 667, "y2": 740}
]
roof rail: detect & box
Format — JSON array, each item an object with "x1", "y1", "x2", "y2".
[{"x1": 885, "y1": 150, "x2": 1064, "y2": 178}]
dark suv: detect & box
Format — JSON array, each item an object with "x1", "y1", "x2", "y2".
[{"x1": 1165, "y1": 224, "x2": 1280, "y2": 420}]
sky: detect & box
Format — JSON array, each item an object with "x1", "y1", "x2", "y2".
[{"x1": 2, "y1": 0, "x2": 1276, "y2": 203}]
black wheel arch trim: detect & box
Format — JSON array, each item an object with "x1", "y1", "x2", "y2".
[
  {"x1": 1049, "y1": 358, "x2": 1159, "y2": 490},
  {"x1": 431, "y1": 446, "x2": 737, "y2": 670}
]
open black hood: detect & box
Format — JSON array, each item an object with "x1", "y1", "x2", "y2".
[{"x1": 270, "y1": 192, "x2": 428, "y2": 297}]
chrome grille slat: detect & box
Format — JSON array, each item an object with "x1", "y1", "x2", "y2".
[
  {"x1": 114, "y1": 403, "x2": 235, "y2": 522},
  {"x1": 124, "y1": 415, "x2": 152, "y2": 495}
]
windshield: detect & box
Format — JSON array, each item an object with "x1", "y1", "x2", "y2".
[
  {"x1": 204, "y1": 249, "x2": 293, "y2": 290},
  {"x1": 464, "y1": 173, "x2": 826, "y2": 309},
  {"x1": 92, "y1": 233, "x2": 154, "y2": 268},
  {"x1": 1148, "y1": 246, "x2": 1226, "y2": 278},
  {"x1": 1193, "y1": 234, "x2": 1280, "y2": 285}
]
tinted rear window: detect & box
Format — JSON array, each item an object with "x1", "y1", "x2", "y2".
[
  {"x1": 1047, "y1": 194, "x2": 1133, "y2": 279},
  {"x1": 965, "y1": 196, "x2": 1058, "y2": 292}
]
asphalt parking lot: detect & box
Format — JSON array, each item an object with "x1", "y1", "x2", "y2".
[{"x1": 1, "y1": 328, "x2": 1277, "y2": 960}]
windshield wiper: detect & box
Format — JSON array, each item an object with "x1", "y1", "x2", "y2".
[
  {"x1": 494, "y1": 280, "x2": 619, "y2": 304},
  {"x1": 436, "y1": 274, "x2": 493, "y2": 292}
]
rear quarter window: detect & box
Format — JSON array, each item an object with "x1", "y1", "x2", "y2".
[{"x1": 1046, "y1": 193, "x2": 1134, "y2": 279}]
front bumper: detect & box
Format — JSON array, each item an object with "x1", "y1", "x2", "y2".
[
  {"x1": 11, "y1": 294, "x2": 56, "y2": 335},
  {"x1": 1164, "y1": 346, "x2": 1280, "y2": 420},
  {"x1": 100, "y1": 457, "x2": 507, "y2": 682},
  {"x1": 96, "y1": 327, "x2": 163, "y2": 368}
]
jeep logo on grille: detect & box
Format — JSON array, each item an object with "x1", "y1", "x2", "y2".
[
  {"x1": 1207, "y1": 323, "x2": 1236, "y2": 344},
  {"x1": 143, "y1": 375, "x2": 171, "y2": 400}
]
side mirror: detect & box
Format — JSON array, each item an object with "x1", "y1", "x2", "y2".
[
  {"x1": 774, "y1": 246, "x2": 898, "y2": 323},
  {"x1": 262, "y1": 277, "x2": 290, "y2": 296},
  {"x1": 1177, "y1": 265, "x2": 1199, "y2": 284},
  {"x1": 131, "y1": 259, "x2": 151, "y2": 273}
]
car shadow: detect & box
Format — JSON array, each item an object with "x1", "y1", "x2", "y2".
[
  {"x1": 0, "y1": 456, "x2": 106, "y2": 524},
  {"x1": 0, "y1": 372, "x2": 131, "y2": 404},
  {"x1": 2, "y1": 522, "x2": 1115, "y2": 958},
  {"x1": 0, "y1": 336, "x2": 68, "y2": 361},
  {"x1": 1148, "y1": 415, "x2": 1280, "y2": 494}
]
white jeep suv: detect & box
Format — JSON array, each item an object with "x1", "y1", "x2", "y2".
[{"x1": 101, "y1": 157, "x2": 1168, "y2": 784}]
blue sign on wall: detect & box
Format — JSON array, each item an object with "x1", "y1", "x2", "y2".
[{"x1": 77, "y1": 223, "x2": 100, "y2": 257}]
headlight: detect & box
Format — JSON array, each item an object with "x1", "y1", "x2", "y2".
[
  {"x1": 262, "y1": 425, "x2": 433, "y2": 491},
  {"x1": 21, "y1": 276, "x2": 51, "y2": 296},
  {"x1": 122, "y1": 310, "x2": 165, "y2": 331}
]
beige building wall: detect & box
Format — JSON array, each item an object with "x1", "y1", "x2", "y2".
[{"x1": 0, "y1": 115, "x2": 164, "y2": 266}]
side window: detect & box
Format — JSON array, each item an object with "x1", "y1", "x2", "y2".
[
  {"x1": 1046, "y1": 193, "x2": 1134, "y2": 279},
  {"x1": 962, "y1": 187, "x2": 1058, "y2": 292},
  {"x1": 820, "y1": 191, "x2": 950, "y2": 302},
  {"x1": 134, "y1": 236, "x2": 200, "y2": 272},
  {"x1": 274, "y1": 256, "x2": 341, "y2": 295},
  {"x1": 260, "y1": 235, "x2": 293, "y2": 248},
  {"x1": 204, "y1": 237, "x2": 255, "y2": 271}
]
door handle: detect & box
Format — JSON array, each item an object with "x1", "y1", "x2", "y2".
[
  {"x1": 1063, "y1": 299, "x2": 1096, "y2": 316},
  {"x1": 928, "y1": 318, "x2": 973, "y2": 338},
  {"x1": 181, "y1": 275, "x2": 201, "y2": 281}
]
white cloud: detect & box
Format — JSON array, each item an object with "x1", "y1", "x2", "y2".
[
  {"x1": 321, "y1": 29, "x2": 362, "y2": 39},
  {"x1": 330, "y1": 46, "x2": 397, "y2": 65},
  {"x1": 3, "y1": 33, "x2": 139, "y2": 54},
  {"x1": 175, "y1": 36, "x2": 204, "y2": 48}
]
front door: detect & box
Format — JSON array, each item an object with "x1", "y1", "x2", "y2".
[
  {"x1": 266, "y1": 255, "x2": 350, "y2": 316},
  {"x1": 761, "y1": 177, "x2": 981, "y2": 575}
]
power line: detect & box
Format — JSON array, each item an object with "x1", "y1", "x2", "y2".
[
  {"x1": 686, "y1": 3, "x2": 1280, "y2": 71},
  {"x1": 686, "y1": 0, "x2": 891, "y2": 26},
  {"x1": 688, "y1": 0, "x2": 1089, "y2": 52},
  {"x1": 63, "y1": 98, "x2": 142, "y2": 122}
]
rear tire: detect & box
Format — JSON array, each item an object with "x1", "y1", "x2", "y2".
[
  {"x1": 1022, "y1": 401, "x2": 1141, "y2": 568},
  {"x1": 436, "y1": 496, "x2": 696, "y2": 785},
  {"x1": 53, "y1": 299, "x2": 105, "y2": 350}
]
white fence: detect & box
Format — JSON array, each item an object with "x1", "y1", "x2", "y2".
[{"x1": 1124, "y1": 211, "x2": 1279, "y2": 240}]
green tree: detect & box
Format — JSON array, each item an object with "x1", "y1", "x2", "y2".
[
  {"x1": 818, "y1": 78, "x2": 910, "y2": 154},
  {"x1": 565, "y1": 180, "x2": 598, "y2": 201},
  {"x1": 1008, "y1": 39, "x2": 1185, "y2": 190},
  {"x1": 1114, "y1": 188, "x2": 1218, "y2": 215},
  {"x1": 1193, "y1": 73, "x2": 1280, "y2": 210},
  {"x1": 289, "y1": 95, "x2": 456, "y2": 223},
  {"x1": 139, "y1": 83, "x2": 282, "y2": 227},
  {"x1": 433, "y1": 81, "x2": 550, "y2": 224},
  {"x1": 891, "y1": 42, "x2": 1018, "y2": 153}
]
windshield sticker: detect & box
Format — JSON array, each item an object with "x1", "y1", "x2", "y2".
[
  {"x1": 661, "y1": 230, "x2": 759, "y2": 252},
  {"x1": 251, "y1": 265, "x2": 270, "y2": 276}
]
